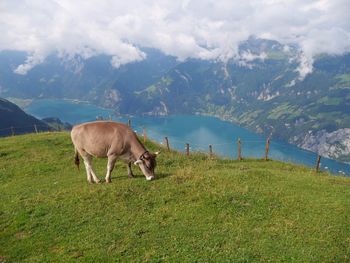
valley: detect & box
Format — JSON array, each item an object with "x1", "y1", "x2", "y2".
[{"x1": 1, "y1": 38, "x2": 349, "y2": 162}]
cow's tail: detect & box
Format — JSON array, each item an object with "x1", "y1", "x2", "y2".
[{"x1": 74, "y1": 147, "x2": 80, "y2": 170}]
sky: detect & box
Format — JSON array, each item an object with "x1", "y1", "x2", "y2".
[{"x1": 0, "y1": 0, "x2": 349, "y2": 76}]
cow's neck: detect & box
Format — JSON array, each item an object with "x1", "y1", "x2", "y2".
[{"x1": 130, "y1": 141, "x2": 147, "y2": 161}]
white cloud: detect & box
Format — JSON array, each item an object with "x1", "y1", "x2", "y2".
[
  {"x1": 295, "y1": 52, "x2": 314, "y2": 80},
  {"x1": 14, "y1": 52, "x2": 46, "y2": 75},
  {"x1": 241, "y1": 51, "x2": 267, "y2": 62},
  {"x1": 0, "y1": 0, "x2": 349, "y2": 75}
]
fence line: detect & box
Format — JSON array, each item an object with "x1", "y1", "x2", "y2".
[
  {"x1": 130, "y1": 122, "x2": 346, "y2": 175},
  {"x1": 0, "y1": 121, "x2": 347, "y2": 176},
  {"x1": 0, "y1": 124, "x2": 49, "y2": 132}
]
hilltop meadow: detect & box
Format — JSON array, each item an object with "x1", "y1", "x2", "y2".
[{"x1": 1, "y1": 132, "x2": 350, "y2": 262}]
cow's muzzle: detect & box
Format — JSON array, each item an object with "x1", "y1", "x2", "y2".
[{"x1": 146, "y1": 175, "x2": 154, "y2": 181}]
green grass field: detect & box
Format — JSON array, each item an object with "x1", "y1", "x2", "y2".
[{"x1": 1, "y1": 132, "x2": 350, "y2": 262}]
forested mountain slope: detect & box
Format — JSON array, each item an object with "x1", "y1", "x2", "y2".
[{"x1": 1, "y1": 39, "x2": 349, "y2": 161}]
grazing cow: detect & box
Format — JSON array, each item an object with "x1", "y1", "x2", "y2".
[{"x1": 71, "y1": 121, "x2": 159, "y2": 183}]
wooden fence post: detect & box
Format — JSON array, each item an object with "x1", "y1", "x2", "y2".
[
  {"x1": 11, "y1": 126, "x2": 15, "y2": 136},
  {"x1": 164, "y1": 137, "x2": 170, "y2": 151},
  {"x1": 315, "y1": 155, "x2": 321, "y2": 174},
  {"x1": 143, "y1": 128, "x2": 147, "y2": 143},
  {"x1": 185, "y1": 143, "x2": 190, "y2": 157},
  {"x1": 265, "y1": 138, "x2": 270, "y2": 161},
  {"x1": 209, "y1": 144, "x2": 213, "y2": 158},
  {"x1": 237, "y1": 138, "x2": 242, "y2": 161},
  {"x1": 34, "y1": 124, "x2": 38, "y2": 134}
]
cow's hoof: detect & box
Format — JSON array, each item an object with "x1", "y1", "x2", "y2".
[
  {"x1": 128, "y1": 174, "x2": 134, "y2": 179},
  {"x1": 105, "y1": 179, "x2": 111, "y2": 183}
]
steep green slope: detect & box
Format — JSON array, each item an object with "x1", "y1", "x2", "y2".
[
  {"x1": 1, "y1": 132, "x2": 350, "y2": 262},
  {"x1": 0, "y1": 98, "x2": 49, "y2": 136}
]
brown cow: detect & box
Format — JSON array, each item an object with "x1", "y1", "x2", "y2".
[{"x1": 71, "y1": 121, "x2": 159, "y2": 183}]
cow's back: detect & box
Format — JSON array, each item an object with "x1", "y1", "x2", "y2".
[{"x1": 71, "y1": 121, "x2": 134, "y2": 157}]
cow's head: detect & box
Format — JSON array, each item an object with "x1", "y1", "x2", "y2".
[{"x1": 134, "y1": 151, "x2": 160, "y2": 180}]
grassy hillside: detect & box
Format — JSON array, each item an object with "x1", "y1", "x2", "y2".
[{"x1": 1, "y1": 132, "x2": 350, "y2": 262}]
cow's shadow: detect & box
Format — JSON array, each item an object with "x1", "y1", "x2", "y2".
[
  {"x1": 110, "y1": 172, "x2": 172, "y2": 181},
  {"x1": 154, "y1": 173, "x2": 172, "y2": 180}
]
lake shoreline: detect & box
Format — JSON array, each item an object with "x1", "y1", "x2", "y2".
[{"x1": 20, "y1": 98, "x2": 350, "y2": 175}]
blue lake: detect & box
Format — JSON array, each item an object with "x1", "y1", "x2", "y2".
[{"x1": 25, "y1": 99, "x2": 350, "y2": 176}]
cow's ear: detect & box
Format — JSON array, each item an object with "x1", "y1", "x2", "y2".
[{"x1": 134, "y1": 159, "x2": 142, "y2": 165}]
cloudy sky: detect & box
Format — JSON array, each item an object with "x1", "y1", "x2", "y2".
[{"x1": 1, "y1": 0, "x2": 349, "y2": 75}]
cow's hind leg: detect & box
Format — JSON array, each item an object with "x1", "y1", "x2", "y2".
[
  {"x1": 84, "y1": 161, "x2": 93, "y2": 183},
  {"x1": 82, "y1": 154, "x2": 100, "y2": 184},
  {"x1": 76, "y1": 149, "x2": 92, "y2": 183},
  {"x1": 105, "y1": 155, "x2": 117, "y2": 183},
  {"x1": 127, "y1": 162, "x2": 134, "y2": 178}
]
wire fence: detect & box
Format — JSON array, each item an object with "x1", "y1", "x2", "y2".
[
  {"x1": 0, "y1": 124, "x2": 52, "y2": 136},
  {"x1": 1, "y1": 119, "x2": 349, "y2": 176},
  {"x1": 128, "y1": 121, "x2": 350, "y2": 177}
]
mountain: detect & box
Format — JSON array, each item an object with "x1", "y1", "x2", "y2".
[
  {"x1": 132, "y1": 45, "x2": 350, "y2": 162},
  {"x1": 0, "y1": 98, "x2": 49, "y2": 136},
  {"x1": 0, "y1": 98, "x2": 72, "y2": 136},
  {"x1": 0, "y1": 39, "x2": 349, "y2": 161},
  {"x1": 0, "y1": 48, "x2": 177, "y2": 109}
]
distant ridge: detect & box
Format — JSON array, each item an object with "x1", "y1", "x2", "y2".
[
  {"x1": 0, "y1": 40, "x2": 350, "y2": 161},
  {"x1": 0, "y1": 98, "x2": 49, "y2": 136}
]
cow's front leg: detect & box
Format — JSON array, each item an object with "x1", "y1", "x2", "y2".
[
  {"x1": 105, "y1": 156, "x2": 117, "y2": 183},
  {"x1": 127, "y1": 162, "x2": 134, "y2": 178}
]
